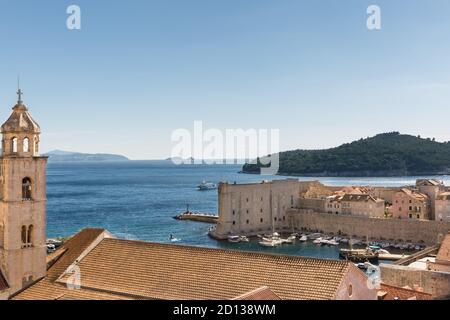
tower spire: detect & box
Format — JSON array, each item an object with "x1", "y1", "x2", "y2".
[{"x1": 17, "y1": 76, "x2": 23, "y2": 105}]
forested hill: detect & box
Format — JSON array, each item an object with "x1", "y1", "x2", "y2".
[{"x1": 242, "y1": 132, "x2": 450, "y2": 177}]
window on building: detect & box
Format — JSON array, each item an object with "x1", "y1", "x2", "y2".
[
  {"x1": 274, "y1": 217, "x2": 277, "y2": 222},
  {"x1": 12, "y1": 137, "x2": 18, "y2": 153},
  {"x1": 417, "y1": 214, "x2": 420, "y2": 219},
  {"x1": 291, "y1": 195, "x2": 294, "y2": 206},
  {"x1": 399, "y1": 207, "x2": 402, "y2": 211},
  {"x1": 409, "y1": 206, "x2": 413, "y2": 211},
  {"x1": 260, "y1": 209, "x2": 263, "y2": 213},
  {"x1": 232, "y1": 221, "x2": 236, "y2": 225},
  {"x1": 246, "y1": 209, "x2": 249, "y2": 214},
  {"x1": 246, "y1": 220, "x2": 249, "y2": 224},
  {"x1": 22, "y1": 178, "x2": 32, "y2": 200},
  {"x1": 232, "y1": 210, "x2": 235, "y2": 215},
  {"x1": 260, "y1": 218, "x2": 263, "y2": 223},
  {"x1": 409, "y1": 214, "x2": 413, "y2": 219},
  {"x1": 21, "y1": 226, "x2": 27, "y2": 244},
  {"x1": 27, "y1": 225, "x2": 33, "y2": 244},
  {"x1": 23, "y1": 137, "x2": 30, "y2": 152}
]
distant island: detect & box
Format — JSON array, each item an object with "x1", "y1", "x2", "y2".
[
  {"x1": 44, "y1": 150, "x2": 129, "y2": 162},
  {"x1": 242, "y1": 132, "x2": 450, "y2": 177}
]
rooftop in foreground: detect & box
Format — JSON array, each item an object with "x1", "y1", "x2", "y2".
[{"x1": 12, "y1": 228, "x2": 375, "y2": 300}]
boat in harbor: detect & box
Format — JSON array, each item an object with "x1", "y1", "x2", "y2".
[
  {"x1": 197, "y1": 181, "x2": 218, "y2": 191},
  {"x1": 259, "y1": 232, "x2": 283, "y2": 247},
  {"x1": 228, "y1": 235, "x2": 241, "y2": 243},
  {"x1": 239, "y1": 236, "x2": 249, "y2": 242},
  {"x1": 313, "y1": 237, "x2": 323, "y2": 245},
  {"x1": 283, "y1": 235, "x2": 297, "y2": 244},
  {"x1": 299, "y1": 235, "x2": 308, "y2": 242},
  {"x1": 339, "y1": 248, "x2": 379, "y2": 263}
]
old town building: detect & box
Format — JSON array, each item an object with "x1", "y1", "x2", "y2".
[{"x1": 391, "y1": 189, "x2": 430, "y2": 220}]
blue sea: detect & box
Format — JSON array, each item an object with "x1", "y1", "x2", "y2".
[{"x1": 46, "y1": 161, "x2": 450, "y2": 260}]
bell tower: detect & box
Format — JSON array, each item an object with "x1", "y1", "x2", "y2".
[{"x1": 0, "y1": 88, "x2": 47, "y2": 296}]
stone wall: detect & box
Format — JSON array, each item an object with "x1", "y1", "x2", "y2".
[
  {"x1": 288, "y1": 209, "x2": 450, "y2": 245},
  {"x1": 380, "y1": 264, "x2": 450, "y2": 297}
]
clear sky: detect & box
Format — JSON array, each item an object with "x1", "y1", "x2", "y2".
[{"x1": 0, "y1": 0, "x2": 449, "y2": 159}]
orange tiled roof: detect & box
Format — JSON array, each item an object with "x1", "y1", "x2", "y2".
[
  {"x1": 232, "y1": 286, "x2": 281, "y2": 300},
  {"x1": 399, "y1": 188, "x2": 428, "y2": 202},
  {"x1": 378, "y1": 284, "x2": 432, "y2": 300},
  {"x1": 14, "y1": 228, "x2": 356, "y2": 300}
]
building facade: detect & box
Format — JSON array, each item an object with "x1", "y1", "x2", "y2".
[
  {"x1": 391, "y1": 189, "x2": 429, "y2": 220},
  {"x1": 0, "y1": 91, "x2": 47, "y2": 298},
  {"x1": 325, "y1": 194, "x2": 385, "y2": 218},
  {"x1": 435, "y1": 192, "x2": 450, "y2": 222},
  {"x1": 416, "y1": 179, "x2": 445, "y2": 220},
  {"x1": 211, "y1": 179, "x2": 304, "y2": 239}
]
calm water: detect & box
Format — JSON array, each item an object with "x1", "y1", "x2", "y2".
[{"x1": 46, "y1": 161, "x2": 450, "y2": 260}]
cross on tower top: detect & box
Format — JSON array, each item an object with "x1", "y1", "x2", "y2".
[{"x1": 17, "y1": 88, "x2": 23, "y2": 104}]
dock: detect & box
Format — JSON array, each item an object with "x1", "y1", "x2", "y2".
[{"x1": 174, "y1": 212, "x2": 218, "y2": 224}]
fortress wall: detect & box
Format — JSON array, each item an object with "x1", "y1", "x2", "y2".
[{"x1": 288, "y1": 210, "x2": 450, "y2": 245}]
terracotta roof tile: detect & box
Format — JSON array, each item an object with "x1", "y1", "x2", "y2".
[
  {"x1": 379, "y1": 284, "x2": 431, "y2": 300},
  {"x1": 232, "y1": 286, "x2": 282, "y2": 300},
  {"x1": 14, "y1": 228, "x2": 360, "y2": 300}
]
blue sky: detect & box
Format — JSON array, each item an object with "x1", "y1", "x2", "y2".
[{"x1": 0, "y1": 0, "x2": 449, "y2": 159}]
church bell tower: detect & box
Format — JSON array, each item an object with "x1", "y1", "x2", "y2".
[{"x1": 0, "y1": 88, "x2": 47, "y2": 296}]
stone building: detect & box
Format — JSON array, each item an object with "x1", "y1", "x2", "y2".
[
  {"x1": 0, "y1": 91, "x2": 47, "y2": 298},
  {"x1": 211, "y1": 179, "x2": 313, "y2": 239},
  {"x1": 380, "y1": 233, "x2": 450, "y2": 297},
  {"x1": 416, "y1": 179, "x2": 445, "y2": 220},
  {"x1": 391, "y1": 189, "x2": 429, "y2": 220},
  {"x1": 436, "y1": 192, "x2": 450, "y2": 222},
  {"x1": 325, "y1": 194, "x2": 385, "y2": 218}
]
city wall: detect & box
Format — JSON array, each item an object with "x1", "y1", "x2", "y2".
[
  {"x1": 380, "y1": 264, "x2": 450, "y2": 297},
  {"x1": 288, "y1": 210, "x2": 450, "y2": 245}
]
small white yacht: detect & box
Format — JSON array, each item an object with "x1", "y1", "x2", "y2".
[
  {"x1": 228, "y1": 235, "x2": 241, "y2": 243},
  {"x1": 197, "y1": 181, "x2": 218, "y2": 191},
  {"x1": 299, "y1": 235, "x2": 308, "y2": 242}
]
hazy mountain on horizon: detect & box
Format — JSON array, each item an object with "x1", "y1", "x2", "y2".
[{"x1": 44, "y1": 150, "x2": 129, "y2": 162}]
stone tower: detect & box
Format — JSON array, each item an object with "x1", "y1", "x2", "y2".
[{"x1": 0, "y1": 89, "x2": 47, "y2": 296}]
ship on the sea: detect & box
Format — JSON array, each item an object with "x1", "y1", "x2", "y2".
[{"x1": 197, "y1": 180, "x2": 218, "y2": 190}]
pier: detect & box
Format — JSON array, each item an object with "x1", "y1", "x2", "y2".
[{"x1": 174, "y1": 212, "x2": 218, "y2": 224}]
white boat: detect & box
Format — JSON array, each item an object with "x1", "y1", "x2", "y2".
[
  {"x1": 239, "y1": 236, "x2": 249, "y2": 242},
  {"x1": 170, "y1": 238, "x2": 180, "y2": 242},
  {"x1": 313, "y1": 237, "x2": 323, "y2": 245},
  {"x1": 283, "y1": 235, "x2": 296, "y2": 244},
  {"x1": 414, "y1": 245, "x2": 422, "y2": 251},
  {"x1": 197, "y1": 181, "x2": 218, "y2": 191},
  {"x1": 340, "y1": 238, "x2": 349, "y2": 244},
  {"x1": 228, "y1": 235, "x2": 241, "y2": 243},
  {"x1": 308, "y1": 233, "x2": 322, "y2": 240},
  {"x1": 377, "y1": 249, "x2": 390, "y2": 254},
  {"x1": 299, "y1": 235, "x2": 308, "y2": 242},
  {"x1": 327, "y1": 239, "x2": 339, "y2": 246},
  {"x1": 259, "y1": 238, "x2": 283, "y2": 247}
]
